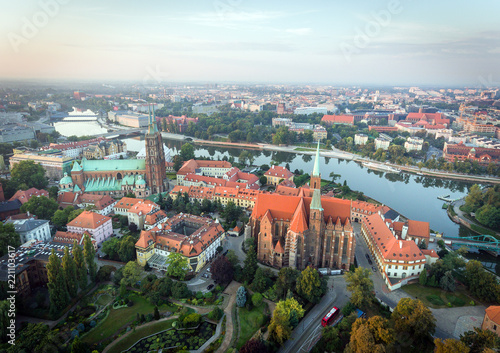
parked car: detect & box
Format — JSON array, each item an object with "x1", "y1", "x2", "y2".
[
  {"x1": 367, "y1": 259, "x2": 373, "y2": 265},
  {"x1": 207, "y1": 284, "x2": 214, "y2": 290},
  {"x1": 203, "y1": 273, "x2": 209, "y2": 278},
  {"x1": 365, "y1": 253, "x2": 370, "y2": 259},
  {"x1": 372, "y1": 267, "x2": 377, "y2": 272},
  {"x1": 207, "y1": 267, "x2": 211, "y2": 272}
]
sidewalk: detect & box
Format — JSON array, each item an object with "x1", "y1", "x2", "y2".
[{"x1": 215, "y1": 281, "x2": 239, "y2": 353}]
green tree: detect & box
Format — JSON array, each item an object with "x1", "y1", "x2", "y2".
[
  {"x1": 460, "y1": 327, "x2": 498, "y2": 353},
  {"x1": 67, "y1": 209, "x2": 84, "y2": 223},
  {"x1": 464, "y1": 260, "x2": 500, "y2": 302},
  {"x1": 47, "y1": 249, "x2": 69, "y2": 316},
  {"x1": 236, "y1": 286, "x2": 247, "y2": 307},
  {"x1": 0, "y1": 222, "x2": 20, "y2": 257},
  {"x1": 251, "y1": 267, "x2": 273, "y2": 293},
  {"x1": 70, "y1": 336, "x2": 88, "y2": 353},
  {"x1": 259, "y1": 175, "x2": 267, "y2": 186},
  {"x1": 243, "y1": 244, "x2": 258, "y2": 283},
  {"x1": 276, "y1": 267, "x2": 300, "y2": 300},
  {"x1": 118, "y1": 235, "x2": 137, "y2": 262},
  {"x1": 62, "y1": 246, "x2": 78, "y2": 297},
  {"x1": 0, "y1": 300, "x2": 9, "y2": 339},
  {"x1": 102, "y1": 237, "x2": 120, "y2": 260},
  {"x1": 252, "y1": 292, "x2": 264, "y2": 307},
  {"x1": 20, "y1": 195, "x2": 58, "y2": 220},
  {"x1": 439, "y1": 271, "x2": 456, "y2": 292},
  {"x1": 419, "y1": 269, "x2": 427, "y2": 286},
  {"x1": 121, "y1": 261, "x2": 142, "y2": 286},
  {"x1": 165, "y1": 252, "x2": 190, "y2": 280},
  {"x1": 345, "y1": 267, "x2": 374, "y2": 309},
  {"x1": 475, "y1": 205, "x2": 500, "y2": 229},
  {"x1": 72, "y1": 241, "x2": 87, "y2": 290},
  {"x1": 391, "y1": 298, "x2": 435, "y2": 343},
  {"x1": 83, "y1": 234, "x2": 97, "y2": 282},
  {"x1": 52, "y1": 206, "x2": 74, "y2": 230},
  {"x1": 10, "y1": 160, "x2": 48, "y2": 190},
  {"x1": 464, "y1": 184, "x2": 483, "y2": 212},
  {"x1": 296, "y1": 266, "x2": 325, "y2": 304},
  {"x1": 179, "y1": 143, "x2": 195, "y2": 161}
]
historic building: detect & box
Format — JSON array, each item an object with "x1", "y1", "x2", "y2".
[
  {"x1": 58, "y1": 106, "x2": 168, "y2": 196},
  {"x1": 443, "y1": 142, "x2": 500, "y2": 165},
  {"x1": 249, "y1": 144, "x2": 356, "y2": 271},
  {"x1": 135, "y1": 213, "x2": 225, "y2": 272}
]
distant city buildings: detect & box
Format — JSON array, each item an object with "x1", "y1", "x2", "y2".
[{"x1": 443, "y1": 142, "x2": 500, "y2": 165}]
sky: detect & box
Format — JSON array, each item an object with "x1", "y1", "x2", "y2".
[{"x1": 1, "y1": 0, "x2": 500, "y2": 86}]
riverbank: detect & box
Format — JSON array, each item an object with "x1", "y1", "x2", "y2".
[{"x1": 183, "y1": 137, "x2": 499, "y2": 185}]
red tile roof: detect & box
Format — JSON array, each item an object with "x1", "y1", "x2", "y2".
[
  {"x1": 67, "y1": 211, "x2": 111, "y2": 229},
  {"x1": 264, "y1": 166, "x2": 293, "y2": 179},
  {"x1": 10, "y1": 188, "x2": 49, "y2": 204},
  {"x1": 178, "y1": 159, "x2": 232, "y2": 176},
  {"x1": 407, "y1": 219, "x2": 430, "y2": 239},
  {"x1": 485, "y1": 306, "x2": 500, "y2": 324},
  {"x1": 321, "y1": 114, "x2": 354, "y2": 125}
]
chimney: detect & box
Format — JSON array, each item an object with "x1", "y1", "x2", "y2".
[{"x1": 399, "y1": 240, "x2": 402, "y2": 249}]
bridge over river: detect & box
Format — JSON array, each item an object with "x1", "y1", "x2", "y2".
[{"x1": 433, "y1": 234, "x2": 500, "y2": 255}]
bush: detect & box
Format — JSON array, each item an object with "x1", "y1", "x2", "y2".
[
  {"x1": 236, "y1": 286, "x2": 247, "y2": 308},
  {"x1": 196, "y1": 291, "x2": 203, "y2": 299},
  {"x1": 426, "y1": 295, "x2": 445, "y2": 306},
  {"x1": 208, "y1": 307, "x2": 224, "y2": 321},
  {"x1": 252, "y1": 293, "x2": 263, "y2": 307},
  {"x1": 90, "y1": 320, "x2": 96, "y2": 328},
  {"x1": 183, "y1": 313, "x2": 202, "y2": 327}
]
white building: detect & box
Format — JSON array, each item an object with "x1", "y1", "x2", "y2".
[
  {"x1": 5, "y1": 219, "x2": 51, "y2": 244},
  {"x1": 294, "y1": 107, "x2": 328, "y2": 115},
  {"x1": 404, "y1": 137, "x2": 423, "y2": 152},
  {"x1": 354, "y1": 134, "x2": 369, "y2": 145},
  {"x1": 375, "y1": 137, "x2": 390, "y2": 150},
  {"x1": 66, "y1": 211, "x2": 113, "y2": 245}
]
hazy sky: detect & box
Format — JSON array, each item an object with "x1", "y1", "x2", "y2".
[{"x1": 1, "y1": 0, "x2": 500, "y2": 86}]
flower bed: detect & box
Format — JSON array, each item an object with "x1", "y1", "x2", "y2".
[{"x1": 126, "y1": 321, "x2": 216, "y2": 352}]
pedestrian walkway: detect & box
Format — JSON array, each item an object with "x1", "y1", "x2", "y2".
[{"x1": 215, "y1": 281, "x2": 239, "y2": 353}]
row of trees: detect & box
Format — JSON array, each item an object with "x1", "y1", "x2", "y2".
[
  {"x1": 463, "y1": 184, "x2": 500, "y2": 230},
  {"x1": 46, "y1": 234, "x2": 96, "y2": 316}
]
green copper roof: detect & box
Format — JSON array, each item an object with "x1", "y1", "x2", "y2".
[
  {"x1": 310, "y1": 189, "x2": 323, "y2": 211},
  {"x1": 73, "y1": 184, "x2": 81, "y2": 192},
  {"x1": 312, "y1": 140, "x2": 321, "y2": 177},
  {"x1": 83, "y1": 174, "x2": 146, "y2": 192},
  {"x1": 147, "y1": 104, "x2": 158, "y2": 135},
  {"x1": 71, "y1": 161, "x2": 82, "y2": 172},
  {"x1": 136, "y1": 175, "x2": 146, "y2": 185},
  {"x1": 60, "y1": 173, "x2": 73, "y2": 185},
  {"x1": 81, "y1": 158, "x2": 145, "y2": 172}
]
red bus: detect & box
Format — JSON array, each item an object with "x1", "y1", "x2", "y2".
[{"x1": 321, "y1": 306, "x2": 340, "y2": 327}]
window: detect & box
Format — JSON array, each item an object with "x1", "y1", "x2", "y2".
[
  {"x1": 388, "y1": 265, "x2": 391, "y2": 269},
  {"x1": 387, "y1": 272, "x2": 391, "y2": 276},
  {"x1": 403, "y1": 266, "x2": 408, "y2": 270}
]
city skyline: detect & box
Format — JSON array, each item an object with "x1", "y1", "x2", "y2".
[{"x1": 1, "y1": 0, "x2": 500, "y2": 86}]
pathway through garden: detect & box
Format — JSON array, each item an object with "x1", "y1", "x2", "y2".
[{"x1": 215, "y1": 281, "x2": 239, "y2": 353}]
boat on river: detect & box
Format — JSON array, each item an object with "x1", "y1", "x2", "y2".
[{"x1": 361, "y1": 161, "x2": 401, "y2": 174}]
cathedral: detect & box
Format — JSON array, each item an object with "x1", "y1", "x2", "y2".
[
  {"x1": 59, "y1": 106, "x2": 168, "y2": 197},
  {"x1": 249, "y1": 143, "x2": 356, "y2": 270}
]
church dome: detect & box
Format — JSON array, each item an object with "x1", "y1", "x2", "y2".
[
  {"x1": 59, "y1": 172, "x2": 73, "y2": 185},
  {"x1": 136, "y1": 175, "x2": 146, "y2": 185}
]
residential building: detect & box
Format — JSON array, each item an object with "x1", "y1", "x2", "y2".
[
  {"x1": 375, "y1": 137, "x2": 390, "y2": 150},
  {"x1": 127, "y1": 199, "x2": 161, "y2": 230},
  {"x1": 42, "y1": 137, "x2": 108, "y2": 158},
  {"x1": 404, "y1": 137, "x2": 424, "y2": 152},
  {"x1": 135, "y1": 213, "x2": 226, "y2": 272},
  {"x1": 78, "y1": 194, "x2": 117, "y2": 215},
  {"x1": 0, "y1": 199, "x2": 22, "y2": 220},
  {"x1": 482, "y1": 306, "x2": 500, "y2": 336},
  {"x1": 5, "y1": 218, "x2": 51, "y2": 244},
  {"x1": 83, "y1": 139, "x2": 126, "y2": 159},
  {"x1": 0, "y1": 124, "x2": 35, "y2": 143},
  {"x1": 176, "y1": 159, "x2": 232, "y2": 184},
  {"x1": 9, "y1": 188, "x2": 49, "y2": 205},
  {"x1": 361, "y1": 212, "x2": 427, "y2": 291},
  {"x1": 264, "y1": 165, "x2": 294, "y2": 186},
  {"x1": 66, "y1": 211, "x2": 112, "y2": 245},
  {"x1": 53, "y1": 231, "x2": 97, "y2": 250},
  {"x1": 354, "y1": 134, "x2": 369, "y2": 145},
  {"x1": 113, "y1": 197, "x2": 157, "y2": 216}
]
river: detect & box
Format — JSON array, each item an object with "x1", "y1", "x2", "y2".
[{"x1": 59, "y1": 123, "x2": 500, "y2": 268}]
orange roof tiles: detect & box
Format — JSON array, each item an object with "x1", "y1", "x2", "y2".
[
  {"x1": 264, "y1": 166, "x2": 293, "y2": 179},
  {"x1": 485, "y1": 306, "x2": 500, "y2": 324},
  {"x1": 321, "y1": 114, "x2": 354, "y2": 125},
  {"x1": 67, "y1": 211, "x2": 111, "y2": 229},
  {"x1": 10, "y1": 188, "x2": 49, "y2": 204},
  {"x1": 178, "y1": 159, "x2": 231, "y2": 176},
  {"x1": 407, "y1": 219, "x2": 430, "y2": 239},
  {"x1": 363, "y1": 213, "x2": 425, "y2": 262},
  {"x1": 289, "y1": 198, "x2": 308, "y2": 233}
]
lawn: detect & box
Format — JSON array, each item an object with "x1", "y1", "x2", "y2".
[
  {"x1": 402, "y1": 284, "x2": 471, "y2": 309},
  {"x1": 295, "y1": 147, "x2": 315, "y2": 152},
  {"x1": 82, "y1": 294, "x2": 176, "y2": 345},
  {"x1": 107, "y1": 319, "x2": 175, "y2": 353},
  {"x1": 236, "y1": 303, "x2": 268, "y2": 349}
]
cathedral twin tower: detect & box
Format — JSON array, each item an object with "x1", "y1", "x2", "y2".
[{"x1": 145, "y1": 105, "x2": 167, "y2": 194}]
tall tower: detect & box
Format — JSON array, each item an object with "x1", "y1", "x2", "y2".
[
  {"x1": 310, "y1": 141, "x2": 321, "y2": 190},
  {"x1": 145, "y1": 105, "x2": 167, "y2": 194}
]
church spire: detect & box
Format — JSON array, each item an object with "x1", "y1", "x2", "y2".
[
  {"x1": 312, "y1": 140, "x2": 320, "y2": 177},
  {"x1": 310, "y1": 140, "x2": 321, "y2": 190},
  {"x1": 147, "y1": 104, "x2": 157, "y2": 134},
  {"x1": 310, "y1": 189, "x2": 323, "y2": 211}
]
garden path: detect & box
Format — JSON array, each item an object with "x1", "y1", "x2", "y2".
[{"x1": 215, "y1": 281, "x2": 239, "y2": 353}]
